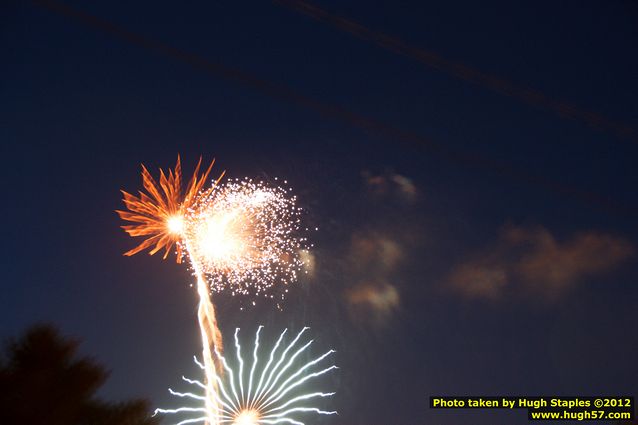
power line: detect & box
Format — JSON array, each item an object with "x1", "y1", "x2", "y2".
[
  {"x1": 29, "y1": 0, "x2": 637, "y2": 217},
  {"x1": 274, "y1": 0, "x2": 637, "y2": 145}
]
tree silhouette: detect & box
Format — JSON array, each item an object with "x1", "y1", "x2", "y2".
[{"x1": 0, "y1": 324, "x2": 159, "y2": 425}]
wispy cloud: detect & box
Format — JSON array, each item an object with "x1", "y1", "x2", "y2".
[
  {"x1": 362, "y1": 170, "x2": 418, "y2": 202},
  {"x1": 346, "y1": 281, "x2": 400, "y2": 324},
  {"x1": 344, "y1": 233, "x2": 403, "y2": 324},
  {"x1": 349, "y1": 234, "x2": 403, "y2": 272},
  {"x1": 338, "y1": 170, "x2": 422, "y2": 325},
  {"x1": 447, "y1": 224, "x2": 634, "y2": 301}
]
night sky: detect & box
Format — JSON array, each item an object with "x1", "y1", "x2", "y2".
[{"x1": 2, "y1": 1, "x2": 637, "y2": 424}]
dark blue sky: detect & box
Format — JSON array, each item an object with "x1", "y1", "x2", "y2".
[{"x1": 2, "y1": 1, "x2": 637, "y2": 424}]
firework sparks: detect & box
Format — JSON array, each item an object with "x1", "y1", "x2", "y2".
[
  {"x1": 155, "y1": 327, "x2": 338, "y2": 425},
  {"x1": 185, "y1": 178, "x2": 306, "y2": 298},
  {"x1": 118, "y1": 157, "x2": 308, "y2": 425}
]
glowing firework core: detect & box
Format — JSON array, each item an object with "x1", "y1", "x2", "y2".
[
  {"x1": 233, "y1": 410, "x2": 260, "y2": 425},
  {"x1": 195, "y1": 210, "x2": 246, "y2": 264},
  {"x1": 167, "y1": 215, "x2": 185, "y2": 235}
]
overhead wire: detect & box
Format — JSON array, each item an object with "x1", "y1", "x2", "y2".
[
  {"x1": 274, "y1": 0, "x2": 637, "y2": 145},
  {"x1": 28, "y1": 0, "x2": 638, "y2": 218}
]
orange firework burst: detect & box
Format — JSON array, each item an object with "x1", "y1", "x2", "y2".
[{"x1": 116, "y1": 156, "x2": 224, "y2": 262}]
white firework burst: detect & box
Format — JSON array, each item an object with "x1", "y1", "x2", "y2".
[
  {"x1": 183, "y1": 178, "x2": 308, "y2": 299},
  {"x1": 155, "y1": 327, "x2": 338, "y2": 425}
]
